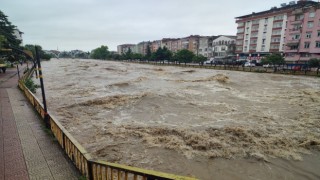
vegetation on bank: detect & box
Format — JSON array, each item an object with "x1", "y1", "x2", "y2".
[
  {"x1": 1, "y1": 10, "x2": 52, "y2": 64},
  {"x1": 24, "y1": 78, "x2": 39, "y2": 93}
]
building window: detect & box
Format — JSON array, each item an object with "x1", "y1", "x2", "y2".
[
  {"x1": 304, "y1": 42, "x2": 310, "y2": 48},
  {"x1": 295, "y1": 14, "x2": 304, "y2": 21},
  {"x1": 292, "y1": 34, "x2": 300, "y2": 40},
  {"x1": 272, "y1": 37, "x2": 281, "y2": 42},
  {"x1": 261, "y1": 45, "x2": 265, "y2": 51},
  {"x1": 290, "y1": 45, "x2": 299, "y2": 50},
  {"x1": 271, "y1": 45, "x2": 280, "y2": 49},
  {"x1": 318, "y1": 30, "x2": 320, "y2": 37},
  {"x1": 306, "y1": 32, "x2": 312, "y2": 39},
  {"x1": 252, "y1": 20, "x2": 259, "y2": 24},
  {"x1": 307, "y1": 21, "x2": 314, "y2": 28},
  {"x1": 265, "y1": 18, "x2": 268, "y2": 24},
  {"x1": 262, "y1": 39, "x2": 266, "y2": 44},
  {"x1": 274, "y1": 15, "x2": 284, "y2": 20},
  {"x1": 309, "y1": 12, "x2": 315, "y2": 18},
  {"x1": 316, "y1": 41, "x2": 320, "y2": 48}
]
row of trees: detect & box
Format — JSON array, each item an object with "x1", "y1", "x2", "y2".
[{"x1": 90, "y1": 45, "x2": 207, "y2": 64}]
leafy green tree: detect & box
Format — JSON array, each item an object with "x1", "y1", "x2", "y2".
[
  {"x1": 125, "y1": 48, "x2": 133, "y2": 60},
  {"x1": 308, "y1": 58, "x2": 320, "y2": 68},
  {"x1": 132, "y1": 53, "x2": 143, "y2": 60},
  {"x1": 153, "y1": 47, "x2": 172, "y2": 62},
  {"x1": 24, "y1": 44, "x2": 43, "y2": 57},
  {"x1": 0, "y1": 10, "x2": 22, "y2": 48},
  {"x1": 90, "y1": 45, "x2": 109, "y2": 60},
  {"x1": 154, "y1": 47, "x2": 163, "y2": 61},
  {"x1": 174, "y1": 49, "x2": 195, "y2": 65},
  {"x1": 145, "y1": 45, "x2": 152, "y2": 60},
  {"x1": 162, "y1": 46, "x2": 172, "y2": 62},
  {"x1": 0, "y1": 35, "x2": 7, "y2": 49},
  {"x1": 193, "y1": 54, "x2": 207, "y2": 64},
  {"x1": 261, "y1": 53, "x2": 285, "y2": 65}
]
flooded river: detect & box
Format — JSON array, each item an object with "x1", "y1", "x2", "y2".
[{"x1": 34, "y1": 58, "x2": 320, "y2": 179}]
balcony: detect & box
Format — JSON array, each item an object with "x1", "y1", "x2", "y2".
[
  {"x1": 285, "y1": 49, "x2": 299, "y2": 53},
  {"x1": 290, "y1": 20, "x2": 303, "y2": 25},
  {"x1": 286, "y1": 39, "x2": 300, "y2": 46},
  {"x1": 289, "y1": 28, "x2": 301, "y2": 33},
  {"x1": 270, "y1": 49, "x2": 280, "y2": 52}
]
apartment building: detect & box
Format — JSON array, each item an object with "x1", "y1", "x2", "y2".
[
  {"x1": 285, "y1": 2, "x2": 320, "y2": 62},
  {"x1": 212, "y1": 35, "x2": 236, "y2": 58},
  {"x1": 188, "y1": 35, "x2": 200, "y2": 55},
  {"x1": 137, "y1": 41, "x2": 151, "y2": 55},
  {"x1": 198, "y1": 36, "x2": 218, "y2": 58},
  {"x1": 235, "y1": 0, "x2": 318, "y2": 61},
  {"x1": 117, "y1": 44, "x2": 136, "y2": 54},
  {"x1": 151, "y1": 40, "x2": 161, "y2": 52}
]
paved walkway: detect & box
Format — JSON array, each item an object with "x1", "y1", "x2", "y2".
[{"x1": 0, "y1": 65, "x2": 80, "y2": 180}]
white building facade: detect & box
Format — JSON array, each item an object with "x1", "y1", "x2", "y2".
[{"x1": 212, "y1": 36, "x2": 236, "y2": 58}]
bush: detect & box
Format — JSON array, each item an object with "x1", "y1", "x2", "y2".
[
  {"x1": 308, "y1": 58, "x2": 320, "y2": 68},
  {"x1": 24, "y1": 78, "x2": 39, "y2": 93}
]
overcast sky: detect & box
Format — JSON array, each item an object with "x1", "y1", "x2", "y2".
[{"x1": 2, "y1": 0, "x2": 288, "y2": 51}]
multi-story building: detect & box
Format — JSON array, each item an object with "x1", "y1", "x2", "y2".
[
  {"x1": 137, "y1": 41, "x2": 151, "y2": 55},
  {"x1": 212, "y1": 35, "x2": 236, "y2": 58},
  {"x1": 235, "y1": 0, "x2": 319, "y2": 61},
  {"x1": 171, "y1": 39, "x2": 181, "y2": 53},
  {"x1": 198, "y1": 36, "x2": 218, "y2": 58},
  {"x1": 117, "y1": 44, "x2": 136, "y2": 54},
  {"x1": 188, "y1": 35, "x2": 200, "y2": 55},
  {"x1": 285, "y1": 1, "x2": 320, "y2": 62},
  {"x1": 151, "y1": 40, "x2": 161, "y2": 52}
]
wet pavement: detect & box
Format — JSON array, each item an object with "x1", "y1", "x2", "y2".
[{"x1": 0, "y1": 64, "x2": 80, "y2": 180}]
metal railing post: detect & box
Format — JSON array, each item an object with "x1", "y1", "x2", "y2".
[{"x1": 35, "y1": 46, "x2": 50, "y2": 128}]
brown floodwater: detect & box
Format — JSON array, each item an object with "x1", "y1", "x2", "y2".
[{"x1": 34, "y1": 58, "x2": 320, "y2": 180}]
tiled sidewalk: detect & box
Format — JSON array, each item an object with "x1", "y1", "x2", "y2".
[{"x1": 0, "y1": 65, "x2": 80, "y2": 180}]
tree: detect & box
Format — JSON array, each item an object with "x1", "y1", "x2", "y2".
[
  {"x1": 154, "y1": 47, "x2": 163, "y2": 61},
  {"x1": 174, "y1": 49, "x2": 195, "y2": 65},
  {"x1": 261, "y1": 53, "x2": 285, "y2": 65},
  {"x1": 308, "y1": 58, "x2": 320, "y2": 68},
  {"x1": 132, "y1": 53, "x2": 143, "y2": 60},
  {"x1": 124, "y1": 48, "x2": 133, "y2": 60},
  {"x1": 90, "y1": 45, "x2": 109, "y2": 60},
  {"x1": 308, "y1": 58, "x2": 320, "y2": 74},
  {"x1": 193, "y1": 54, "x2": 207, "y2": 64},
  {"x1": 0, "y1": 10, "x2": 21, "y2": 49},
  {"x1": 162, "y1": 46, "x2": 172, "y2": 62},
  {"x1": 0, "y1": 35, "x2": 7, "y2": 49},
  {"x1": 145, "y1": 45, "x2": 152, "y2": 60}
]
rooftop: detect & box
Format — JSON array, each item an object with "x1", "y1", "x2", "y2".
[{"x1": 235, "y1": 0, "x2": 319, "y2": 20}]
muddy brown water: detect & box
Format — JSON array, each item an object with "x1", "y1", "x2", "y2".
[{"x1": 34, "y1": 59, "x2": 320, "y2": 180}]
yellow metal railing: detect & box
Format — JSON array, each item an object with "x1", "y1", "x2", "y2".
[{"x1": 18, "y1": 68, "x2": 197, "y2": 180}]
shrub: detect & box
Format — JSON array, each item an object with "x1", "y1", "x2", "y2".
[{"x1": 24, "y1": 78, "x2": 39, "y2": 93}]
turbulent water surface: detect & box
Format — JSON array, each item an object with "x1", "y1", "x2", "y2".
[{"x1": 34, "y1": 59, "x2": 320, "y2": 180}]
